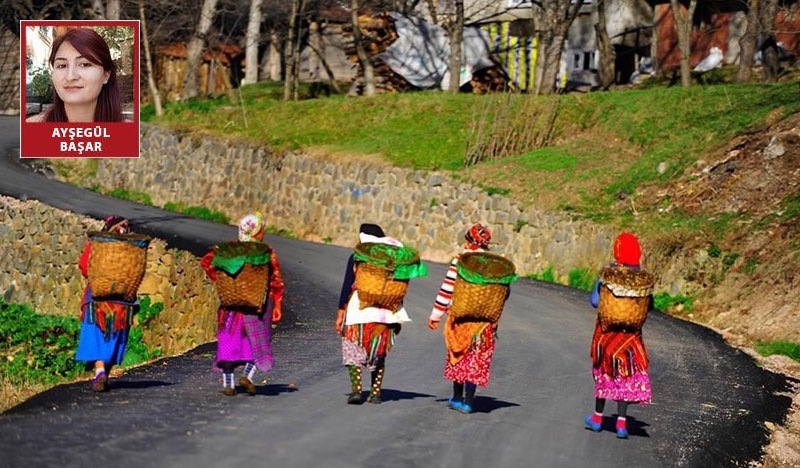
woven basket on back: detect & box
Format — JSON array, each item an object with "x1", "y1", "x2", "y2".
[
  {"x1": 597, "y1": 266, "x2": 656, "y2": 332},
  {"x1": 87, "y1": 231, "x2": 151, "y2": 302},
  {"x1": 216, "y1": 264, "x2": 270, "y2": 308},
  {"x1": 449, "y1": 252, "x2": 515, "y2": 323},
  {"x1": 354, "y1": 262, "x2": 409, "y2": 312},
  {"x1": 212, "y1": 241, "x2": 272, "y2": 309}
]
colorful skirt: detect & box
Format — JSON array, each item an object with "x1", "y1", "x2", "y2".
[
  {"x1": 443, "y1": 322, "x2": 495, "y2": 387},
  {"x1": 590, "y1": 323, "x2": 652, "y2": 403},
  {"x1": 215, "y1": 308, "x2": 273, "y2": 372},
  {"x1": 75, "y1": 317, "x2": 129, "y2": 366},
  {"x1": 341, "y1": 323, "x2": 397, "y2": 372}
]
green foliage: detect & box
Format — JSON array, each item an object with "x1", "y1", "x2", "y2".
[
  {"x1": 755, "y1": 340, "x2": 800, "y2": 363},
  {"x1": 513, "y1": 219, "x2": 528, "y2": 233},
  {"x1": 568, "y1": 268, "x2": 596, "y2": 292},
  {"x1": 653, "y1": 292, "x2": 694, "y2": 313},
  {"x1": 722, "y1": 252, "x2": 740, "y2": 270},
  {"x1": 107, "y1": 188, "x2": 153, "y2": 206},
  {"x1": 743, "y1": 258, "x2": 758, "y2": 275},
  {"x1": 528, "y1": 265, "x2": 556, "y2": 283},
  {"x1": 265, "y1": 225, "x2": 297, "y2": 239},
  {"x1": 707, "y1": 244, "x2": 722, "y2": 258},
  {"x1": 121, "y1": 296, "x2": 164, "y2": 367},
  {"x1": 0, "y1": 300, "x2": 82, "y2": 385},
  {"x1": 163, "y1": 202, "x2": 230, "y2": 223},
  {"x1": 28, "y1": 66, "x2": 53, "y2": 102},
  {"x1": 481, "y1": 185, "x2": 511, "y2": 196}
]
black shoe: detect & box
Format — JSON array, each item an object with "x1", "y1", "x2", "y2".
[
  {"x1": 367, "y1": 393, "x2": 382, "y2": 404},
  {"x1": 347, "y1": 392, "x2": 363, "y2": 405}
]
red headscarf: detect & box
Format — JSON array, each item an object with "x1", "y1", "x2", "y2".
[
  {"x1": 613, "y1": 232, "x2": 641, "y2": 267},
  {"x1": 465, "y1": 223, "x2": 492, "y2": 249}
]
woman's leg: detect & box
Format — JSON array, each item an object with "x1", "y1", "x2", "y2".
[
  {"x1": 368, "y1": 361, "x2": 385, "y2": 404},
  {"x1": 585, "y1": 398, "x2": 606, "y2": 431},
  {"x1": 91, "y1": 361, "x2": 108, "y2": 392},
  {"x1": 615, "y1": 401, "x2": 629, "y2": 438},
  {"x1": 460, "y1": 381, "x2": 477, "y2": 413},
  {"x1": 219, "y1": 361, "x2": 236, "y2": 396},
  {"x1": 240, "y1": 362, "x2": 257, "y2": 395},
  {"x1": 347, "y1": 365, "x2": 363, "y2": 404}
]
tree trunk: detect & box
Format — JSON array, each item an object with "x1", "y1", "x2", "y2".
[
  {"x1": 244, "y1": 0, "x2": 263, "y2": 85},
  {"x1": 264, "y1": 28, "x2": 282, "y2": 81},
  {"x1": 594, "y1": 0, "x2": 614, "y2": 89},
  {"x1": 183, "y1": 0, "x2": 218, "y2": 99},
  {"x1": 106, "y1": 0, "x2": 120, "y2": 20},
  {"x1": 351, "y1": 0, "x2": 375, "y2": 96},
  {"x1": 284, "y1": 0, "x2": 299, "y2": 100},
  {"x1": 670, "y1": 0, "x2": 697, "y2": 87},
  {"x1": 737, "y1": 0, "x2": 759, "y2": 83},
  {"x1": 139, "y1": 0, "x2": 162, "y2": 116},
  {"x1": 447, "y1": 0, "x2": 464, "y2": 92},
  {"x1": 292, "y1": 1, "x2": 306, "y2": 101},
  {"x1": 536, "y1": 0, "x2": 585, "y2": 95},
  {"x1": 760, "y1": 0, "x2": 779, "y2": 82}
]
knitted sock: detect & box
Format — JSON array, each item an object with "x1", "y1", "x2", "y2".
[
  {"x1": 370, "y1": 365, "x2": 385, "y2": 397},
  {"x1": 243, "y1": 362, "x2": 256, "y2": 381},
  {"x1": 464, "y1": 382, "x2": 477, "y2": 407},
  {"x1": 94, "y1": 366, "x2": 106, "y2": 377},
  {"x1": 347, "y1": 365, "x2": 362, "y2": 394},
  {"x1": 223, "y1": 372, "x2": 235, "y2": 389},
  {"x1": 452, "y1": 382, "x2": 464, "y2": 402},
  {"x1": 616, "y1": 416, "x2": 627, "y2": 431},
  {"x1": 590, "y1": 412, "x2": 603, "y2": 424}
]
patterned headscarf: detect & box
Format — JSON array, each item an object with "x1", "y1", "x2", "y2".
[
  {"x1": 613, "y1": 232, "x2": 641, "y2": 267},
  {"x1": 465, "y1": 223, "x2": 491, "y2": 249},
  {"x1": 238, "y1": 212, "x2": 265, "y2": 242},
  {"x1": 102, "y1": 215, "x2": 129, "y2": 234}
]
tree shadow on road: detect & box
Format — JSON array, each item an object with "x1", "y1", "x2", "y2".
[
  {"x1": 377, "y1": 388, "x2": 435, "y2": 402},
  {"x1": 256, "y1": 384, "x2": 300, "y2": 396},
  {"x1": 109, "y1": 380, "x2": 174, "y2": 390}
]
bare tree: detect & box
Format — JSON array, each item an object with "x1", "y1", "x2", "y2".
[
  {"x1": 139, "y1": 0, "x2": 162, "y2": 116},
  {"x1": 737, "y1": 0, "x2": 758, "y2": 82},
  {"x1": 283, "y1": 0, "x2": 307, "y2": 100},
  {"x1": 446, "y1": 0, "x2": 464, "y2": 92},
  {"x1": 669, "y1": 0, "x2": 697, "y2": 87},
  {"x1": 244, "y1": 0, "x2": 264, "y2": 84},
  {"x1": 759, "y1": 0, "x2": 779, "y2": 82},
  {"x1": 350, "y1": 0, "x2": 375, "y2": 97},
  {"x1": 183, "y1": 0, "x2": 219, "y2": 99},
  {"x1": 531, "y1": 0, "x2": 586, "y2": 95},
  {"x1": 594, "y1": 0, "x2": 614, "y2": 89}
]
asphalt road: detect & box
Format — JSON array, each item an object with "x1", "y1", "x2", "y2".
[{"x1": 0, "y1": 116, "x2": 794, "y2": 468}]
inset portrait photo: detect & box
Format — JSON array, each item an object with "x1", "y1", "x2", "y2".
[{"x1": 20, "y1": 20, "x2": 140, "y2": 158}]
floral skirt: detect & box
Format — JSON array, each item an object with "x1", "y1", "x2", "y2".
[
  {"x1": 592, "y1": 369, "x2": 652, "y2": 403},
  {"x1": 342, "y1": 323, "x2": 396, "y2": 372},
  {"x1": 443, "y1": 324, "x2": 495, "y2": 387}
]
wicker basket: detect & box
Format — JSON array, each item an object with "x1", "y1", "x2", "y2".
[
  {"x1": 215, "y1": 264, "x2": 270, "y2": 308},
  {"x1": 449, "y1": 277, "x2": 508, "y2": 322},
  {"x1": 597, "y1": 266, "x2": 656, "y2": 332},
  {"x1": 354, "y1": 262, "x2": 409, "y2": 311},
  {"x1": 87, "y1": 232, "x2": 151, "y2": 301},
  {"x1": 449, "y1": 252, "x2": 515, "y2": 323},
  {"x1": 212, "y1": 241, "x2": 272, "y2": 309}
]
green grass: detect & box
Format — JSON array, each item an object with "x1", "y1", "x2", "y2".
[
  {"x1": 107, "y1": 188, "x2": 153, "y2": 206},
  {"x1": 528, "y1": 265, "x2": 556, "y2": 283},
  {"x1": 568, "y1": 267, "x2": 596, "y2": 292},
  {"x1": 163, "y1": 202, "x2": 230, "y2": 224},
  {"x1": 755, "y1": 340, "x2": 800, "y2": 363},
  {"x1": 653, "y1": 292, "x2": 694, "y2": 313}
]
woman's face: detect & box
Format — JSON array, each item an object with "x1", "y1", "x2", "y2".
[{"x1": 51, "y1": 40, "x2": 109, "y2": 109}]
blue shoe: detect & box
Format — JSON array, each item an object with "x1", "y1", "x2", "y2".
[
  {"x1": 447, "y1": 398, "x2": 463, "y2": 411},
  {"x1": 584, "y1": 415, "x2": 602, "y2": 432},
  {"x1": 616, "y1": 424, "x2": 629, "y2": 439},
  {"x1": 458, "y1": 403, "x2": 473, "y2": 414}
]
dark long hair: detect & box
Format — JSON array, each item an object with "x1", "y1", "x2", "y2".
[{"x1": 44, "y1": 28, "x2": 123, "y2": 122}]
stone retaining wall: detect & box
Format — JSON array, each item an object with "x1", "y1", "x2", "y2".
[{"x1": 0, "y1": 196, "x2": 218, "y2": 356}]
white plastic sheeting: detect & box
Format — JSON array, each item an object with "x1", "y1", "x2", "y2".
[{"x1": 377, "y1": 13, "x2": 495, "y2": 90}]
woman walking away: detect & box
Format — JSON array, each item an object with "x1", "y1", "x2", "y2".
[
  {"x1": 200, "y1": 212, "x2": 285, "y2": 396},
  {"x1": 76, "y1": 215, "x2": 138, "y2": 392},
  {"x1": 584, "y1": 232, "x2": 653, "y2": 439},
  {"x1": 428, "y1": 223, "x2": 512, "y2": 414},
  {"x1": 335, "y1": 223, "x2": 422, "y2": 405}
]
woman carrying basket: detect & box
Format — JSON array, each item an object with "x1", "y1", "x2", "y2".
[
  {"x1": 200, "y1": 212, "x2": 285, "y2": 397},
  {"x1": 428, "y1": 223, "x2": 503, "y2": 414},
  {"x1": 335, "y1": 223, "x2": 413, "y2": 405},
  {"x1": 584, "y1": 232, "x2": 652, "y2": 439},
  {"x1": 76, "y1": 215, "x2": 138, "y2": 392}
]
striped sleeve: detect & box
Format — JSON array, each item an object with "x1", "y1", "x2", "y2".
[{"x1": 430, "y1": 257, "x2": 459, "y2": 322}]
